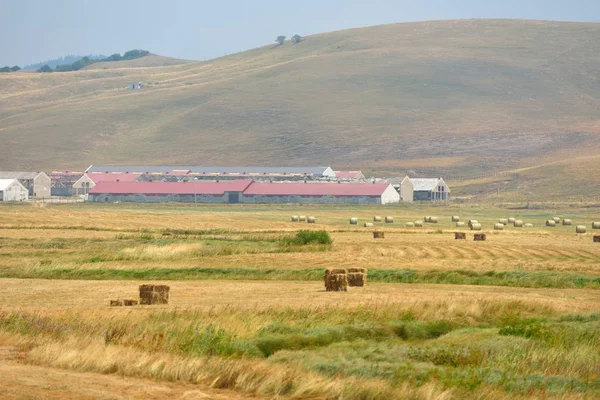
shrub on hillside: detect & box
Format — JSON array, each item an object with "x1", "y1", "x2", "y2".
[{"x1": 286, "y1": 230, "x2": 332, "y2": 246}]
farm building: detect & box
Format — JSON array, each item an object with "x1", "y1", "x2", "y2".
[
  {"x1": 73, "y1": 172, "x2": 142, "y2": 196},
  {"x1": 240, "y1": 182, "x2": 400, "y2": 204},
  {"x1": 0, "y1": 171, "x2": 51, "y2": 199},
  {"x1": 399, "y1": 176, "x2": 414, "y2": 202},
  {"x1": 334, "y1": 171, "x2": 365, "y2": 180},
  {"x1": 85, "y1": 165, "x2": 336, "y2": 180},
  {"x1": 88, "y1": 180, "x2": 253, "y2": 203},
  {"x1": 0, "y1": 179, "x2": 28, "y2": 201},
  {"x1": 50, "y1": 171, "x2": 84, "y2": 196},
  {"x1": 409, "y1": 178, "x2": 450, "y2": 201}
]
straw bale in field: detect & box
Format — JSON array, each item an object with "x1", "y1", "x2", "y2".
[
  {"x1": 414, "y1": 220, "x2": 423, "y2": 227},
  {"x1": 508, "y1": 217, "x2": 516, "y2": 224},
  {"x1": 455, "y1": 232, "x2": 466, "y2": 240},
  {"x1": 546, "y1": 220, "x2": 556, "y2": 227},
  {"x1": 348, "y1": 267, "x2": 367, "y2": 274},
  {"x1": 123, "y1": 299, "x2": 138, "y2": 306},
  {"x1": 593, "y1": 234, "x2": 600, "y2": 243},
  {"x1": 307, "y1": 216, "x2": 316, "y2": 223},
  {"x1": 576, "y1": 225, "x2": 586, "y2": 234},
  {"x1": 562, "y1": 219, "x2": 572, "y2": 226},
  {"x1": 348, "y1": 273, "x2": 367, "y2": 287},
  {"x1": 364, "y1": 222, "x2": 374, "y2": 227},
  {"x1": 494, "y1": 223, "x2": 504, "y2": 231},
  {"x1": 456, "y1": 222, "x2": 466, "y2": 227},
  {"x1": 385, "y1": 216, "x2": 394, "y2": 223},
  {"x1": 524, "y1": 223, "x2": 534, "y2": 228},
  {"x1": 324, "y1": 269, "x2": 348, "y2": 292},
  {"x1": 429, "y1": 216, "x2": 438, "y2": 223},
  {"x1": 470, "y1": 223, "x2": 482, "y2": 231},
  {"x1": 592, "y1": 222, "x2": 600, "y2": 229},
  {"x1": 110, "y1": 300, "x2": 123, "y2": 307},
  {"x1": 424, "y1": 216, "x2": 431, "y2": 222},
  {"x1": 498, "y1": 219, "x2": 508, "y2": 225},
  {"x1": 474, "y1": 233, "x2": 487, "y2": 241},
  {"x1": 326, "y1": 268, "x2": 347, "y2": 275},
  {"x1": 373, "y1": 231, "x2": 385, "y2": 239},
  {"x1": 468, "y1": 220, "x2": 479, "y2": 228},
  {"x1": 139, "y1": 284, "x2": 170, "y2": 305},
  {"x1": 298, "y1": 216, "x2": 306, "y2": 222},
  {"x1": 452, "y1": 216, "x2": 460, "y2": 222},
  {"x1": 513, "y1": 220, "x2": 524, "y2": 228},
  {"x1": 373, "y1": 216, "x2": 382, "y2": 222},
  {"x1": 405, "y1": 222, "x2": 415, "y2": 227},
  {"x1": 553, "y1": 217, "x2": 561, "y2": 223},
  {"x1": 349, "y1": 217, "x2": 358, "y2": 225},
  {"x1": 291, "y1": 216, "x2": 299, "y2": 222}
]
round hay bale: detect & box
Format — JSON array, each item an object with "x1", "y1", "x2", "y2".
[
  {"x1": 405, "y1": 222, "x2": 415, "y2": 227},
  {"x1": 553, "y1": 217, "x2": 561, "y2": 223},
  {"x1": 298, "y1": 216, "x2": 306, "y2": 222},
  {"x1": 546, "y1": 220, "x2": 556, "y2": 227},
  {"x1": 592, "y1": 222, "x2": 600, "y2": 229},
  {"x1": 373, "y1": 216, "x2": 382, "y2": 222},
  {"x1": 508, "y1": 217, "x2": 516, "y2": 224},
  {"x1": 456, "y1": 222, "x2": 466, "y2": 227},
  {"x1": 414, "y1": 220, "x2": 423, "y2": 227},
  {"x1": 424, "y1": 216, "x2": 431, "y2": 223},
  {"x1": 524, "y1": 223, "x2": 534, "y2": 228},
  {"x1": 429, "y1": 216, "x2": 438, "y2": 224},
  {"x1": 291, "y1": 216, "x2": 299, "y2": 222},
  {"x1": 494, "y1": 223, "x2": 504, "y2": 230},
  {"x1": 470, "y1": 223, "x2": 482, "y2": 231},
  {"x1": 364, "y1": 222, "x2": 374, "y2": 228},
  {"x1": 562, "y1": 219, "x2": 572, "y2": 226},
  {"x1": 385, "y1": 216, "x2": 394, "y2": 223},
  {"x1": 576, "y1": 225, "x2": 586, "y2": 234},
  {"x1": 498, "y1": 218, "x2": 508, "y2": 225},
  {"x1": 468, "y1": 220, "x2": 479, "y2": 228},
  {"x1": 513, "y1": 220, "x2": 524, "y2": 228},
  {"x1": 451, "y1": 216, "x2": 460, "y2": 222},
  {"x1": 349, "y1": 217, "x2": 358, "y2": 225},
  {"x1": 307, "y1": 216, "x2": 316, "y2": 224}
]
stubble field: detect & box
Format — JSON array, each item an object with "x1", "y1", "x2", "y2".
[{"x1": 0, "y1": 202, "x2": 598, "y2": 399}]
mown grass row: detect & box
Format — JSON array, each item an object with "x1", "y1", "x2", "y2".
[{"x1": 1, "y1": 266, "x2": 598, "y2": 288}]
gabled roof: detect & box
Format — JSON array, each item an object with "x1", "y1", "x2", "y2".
[
  {"x1": 86, "y1": 165, "x2": 333, "y2": 176},
  {"x1": 89, "y1": 180, "x2": 253, "y2": 195},
  {"x1": 0, "y1": 179, "x2": 22, "y2": 191},
  {"x1": 409, "y1": 178, "x2": 446, "y2": 191},
  {"x1": 334, "y1": 171, "x2": 364, "y2": 179},
  {"x1": 243, "y1": 182, "x2": 392, "y2": 196},
  {"x1": 87, "y1": 172, "x2": 142, "y2": 183},
  {"x1": 0, "y1": 171, "x2": 44, "y2": 180}
]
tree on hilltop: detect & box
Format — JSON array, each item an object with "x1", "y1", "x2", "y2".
[
  {"x1": 10, "y1": 66, "x2": 21, "y2": 72},
  {"x1": 37, "y1": 64, "x2": 52, "y2": 73},
  {"x1": 291, "y1": 34, "x2": 303, "y2": 44},
  {"x1": 276, "y1": 36, "x2": 286, "y2": 45}
]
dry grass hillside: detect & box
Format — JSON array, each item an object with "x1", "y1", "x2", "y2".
[{"x1": 1, "y1": 19, "x2": 599, "y2": 189}]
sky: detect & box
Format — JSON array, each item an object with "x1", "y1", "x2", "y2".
[{"x1": 1, "y1": 0, "x2": 599, "y2": 67}]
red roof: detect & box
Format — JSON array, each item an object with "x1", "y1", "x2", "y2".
[
  {"x1": 89, "y1": 180, "x2": 253, "y2": 195},
  {"x1": 334, "y1": 171, "x2": 363, "y2": 179},
  {"x1": 243, "y1": 182, "x2": 390, "y2": 196},
  {"x1": 87, "y1": 172, "x2": 142, "y2": 183}
]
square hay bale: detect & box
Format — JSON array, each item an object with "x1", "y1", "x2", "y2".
[
  {"x1": 348, "y1": 273, "x2": 367, "y2": 287},
  {"x1": 593, "y1": 234, "x2": 600, "y2": 243},
  {"x1": 373, "y1": 231, "x2": 385, "y2": 239},
  {"x1": 123, "y1": 299, "x2": 139, "y2": 306},
  {"x1": 324, "y1": 270, "x2": 348, "y2": 292},
  {"x1": 110, "y1": 300, "x2": 123, "y2": 307},
  {"x1": 474, "y1": 233, "x2": 487, "y2": 241},
  {"x1": 455, "y1": 232, "x2": 466, "y2": 240},
  {"x1": 139, "y1": 284, "x2": 170, "y2": 305}
]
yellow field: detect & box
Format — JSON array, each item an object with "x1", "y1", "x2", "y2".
[{"x1": 0, "y1": 202, "x2": 599, "y2": 399}]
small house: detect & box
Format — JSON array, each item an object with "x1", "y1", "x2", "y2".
[
  {"x1": 409, "y1": 178, "x2": 450, "y2": 201},
  {"x1": 0, "y1": 171, "x2": 51, "y2": 199},
  {"x1": 0, "y1": 179, "x2": 28, "y2": 201}
]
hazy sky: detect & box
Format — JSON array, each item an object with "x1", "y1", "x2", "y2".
[{"x1": 1, "y1": 0, "x2": 599, "y2": 66}]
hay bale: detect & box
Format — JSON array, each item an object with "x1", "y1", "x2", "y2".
[
  {"x1": 349, "y1": 217, "x2": 358, "y2": 225},
  {"x1": 513, "y1": 220, "x2": 524, "y2": 228},
  {"x1": 429, "y1": 216, "x2": 438, "y2": 223},
  {"x1": 576, "y1": 225, "x2": 586, "y2": 234},
  {"x1": 593, "y1": 234, "x2": 600, "y2": 243},
  {"x1": 385, "y1": 216, "x2": 394, "y2": 223},
  {"x1": 562, "y1": 219, "x2": 572, "y2": 226},
  {"x1": 456, "y1": 222, "x2": 466, "y2": 227},
  {"x1": 498, "y1": 218, "x2": 508, "y2": 225},
  {"x1": 494, "y1": 223, "x2": 504, "y2": 231},
  {"x1": 364, "y1": 222, "x2": 374, "y2": 227},
  {"x1": 474, "y1": 233, "x2": 486, "y2": 241},
  {"x1": 324, "y1": 269, "x2": 348, "y2": 292},
  {"x1": 139, "y1": 284, "x2": 170, "y2": 305},
  {"x1": 508, "y1": 217, "x2": 516, "y2": 224},
  {"x1": 468, "y1": 220, "x2": 479, "y2": 228},
  {"x1": 524, "y1": 223, "x2": 534, "y2": 228},
  {"x1": 307, "y1": 216, "x2": 316, "y2": 224},
  {"x1": 546, "y1": 220, "x2": 556, "y2": 227},
  {"x1": 424, "y1": 216, "x2": 431, "y2": 223},
  {"x1": 553, "y1": 217, "x2": 561, "y2": 223},
  {"x1": 298, "y1": 216, "x2": 306, "y2": 222},
  {"x1": 123, "y1": 299, "x2": 138, "y2": 306},
  {"x1": 414, "y1": 220, "x2": 423, "y2": 227},
  {"x1": 110, "y1": 300, "x2": 123, "y2": 307},
  {"x1": 348, "y1": 267, "x2": 367, "y2": 274},
  {"x1": 373, "y1": 216, "x2": 382, "y2": 222},
  {"x1": 405, "y1": 222, "x2": 415, "y2": 228},
  {"x1": 455, "y1": 232, "x2": 466, "y2": 240},
  {"x1": 326, "y1": 268, "x2": 347, "y2": 275},
  {"x1": 291, "y1": 216, "x2": 299, "y2": 222},
  {"x1": 347, "y1": 273, "x2": 367, "y2": 287},
  {"x1": 592, "y1": 222, "x2": 600, "y2": 229},
  {"x1": 451, "y1": 216, "x2": 460, "y2": 222},
  {"x1": 470, "y1": 223, "x2": 482, "y2": 231},
  {"x1": 373, "y1": 231, "x2": 385, "y2": 239}
]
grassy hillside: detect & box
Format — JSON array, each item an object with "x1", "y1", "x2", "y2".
[{"x1": 1, "y1": 19, "x2": 599, "y2": 193}]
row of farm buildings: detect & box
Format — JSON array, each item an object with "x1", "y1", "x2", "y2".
[{"x1": 0, "y1": 166, "x2": 450, "y2": 204}]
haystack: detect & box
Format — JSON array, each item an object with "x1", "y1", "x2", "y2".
[
  {"x1": 139, "y1": 284, "x2": 170, "y2": 305},
  {"x1": 474, "y1": 233, "x2": 487, "y2": 241},
  {"x1": 414, "y1": 220, "x2": 424, "y2": 227},
  {"x1": 470, "y1": 223, "x2": 482, "y2": 231},
  {"x1": 593, "y1": 234, "x2": 600, "y2": 243},
  {"x1": 385, "y1": 216, "x2": 394, "y2": 223},
  {"x1": 349, "y1": 217, "x2": 358, "y2": 225},
  {"x1": 508, "y1": 217, "x2": 516, "y2": 224},
  {"x1": 429, "y1": 216, "x2": 438, "y2": 223},
  {"x1": 110, "y1": 300, "x2": 123, "y2": 307},
  {"x1": 576, "y1": 225, "x2": 586, "y2": 234},
  {"x1": 364, "y1": 222, "x2": 374, "y2": 227},
  {"x1": 562, "y1": 219, "x2": 572, "y2": 226},
  {"x1": 452, "y1": 216, "x2": 460, "y2": 222},
  {"x1": 291, "y1": 216, "x2": 299, "y2": 222},
  {"x1": 468, "y1": 220, "x2": 479, "y2": 228},
  {"x1": 592, "y1": 222, "x2": 600, "y2": 229},
  {"x1": 307, "y1": 216, "x2": 316, "y2": 223},
  {"x1": 424, "y1": 216, "x2": 431, "y2": 223},
  {"x1": 123, "y1": 299, "x2": 139, "y2": 306},
  {"x1": 524, "y1": 223, "x2": 534, "y2": 228},
  {"x1": 455, "y1": 232, "x2": 466, "y2": 240},
  {"x1": 553, "y1": 217, "x2": 561, "y2": 224},
  {"x1": 298, "y1": 216, "x2": 306, "y2": 222},
  {"x1": 513, "y1": 220, "x2": 524, "y2": 228},
  {"x1": 546, "y1": 220, "x2": 556, "y2": 227},
  {"x1": 373, "y1": 216, "x2": 382, "y2": 222},
  {"x1": 494, "y1": 223, "x2": 504, "y2": 231},
  {"x1": 456, "y1": 222, "x2": 466, "y2": 227},
  {"x1": 373, "y1": 231, "x2": 385, "y2": 239},
  {"x1": 405, "y1": 222, "x2": 415, "y2": 228},
  {"x1": 498, "y1": 219, "x2": 508, "y2": 225},
  {"x1": 324, "y1": 269, "x2": 348, "y2": 292},
  {"x1": 347, "y1": 268, "x2": 368, "y2": 287}
]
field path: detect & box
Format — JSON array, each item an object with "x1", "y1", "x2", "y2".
[{"x1": 0, "y1": 345, "x2": 254, "y2": 400}]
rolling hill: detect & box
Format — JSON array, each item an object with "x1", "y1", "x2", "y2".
[{"x1": 1, "y1": 19, "x2": 599, "y2": 198}]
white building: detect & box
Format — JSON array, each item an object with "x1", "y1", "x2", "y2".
[
  {"x1": 0, "y1": 179, "x2": 28, "y2": 201},
  {"x1": 410, "y1": 178, "x2": 450, "y2": 201}
]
